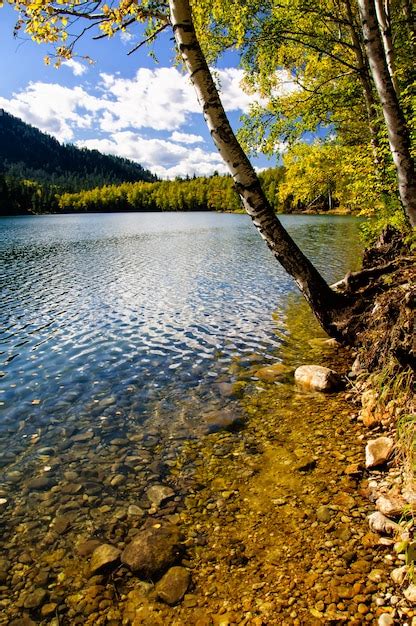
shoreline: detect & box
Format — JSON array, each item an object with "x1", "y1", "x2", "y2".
[
  {"x1": 0, "y1": 325, "x2": 413, "y2": 624},
  {"x1": 1, "y1": 209, "x2": 359, "y2": 218}
]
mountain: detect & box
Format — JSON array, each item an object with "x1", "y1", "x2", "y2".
[{"x1": 0, "y1": 109, "x2": 157, "y2": 193}]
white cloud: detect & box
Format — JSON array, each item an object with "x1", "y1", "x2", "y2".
[
  {"x1": 96, "y1": 68, "x2": 199, "y2": 132},
  {"x1": 62, "y1": 59, "x2": 88, "y2": 77},
  {"x1": 120, "y1": 31, "x2": 134, "y2": 44},
  {"x1": 214, "y1": 68, "x2": 258, "y2": 112},
  {"x1": 95, "y1": 66, "x2": 272, "y2": 134},
  {"x1": 0, "y1": 66, "x2": 282, "y2": 143},
  {"x1": 76, "y1": 132, "x2": 227, "y2": 179},
  {"x1": 169, "y1": 131, "x2": 204, "y2": 144},
  {"x1": 0, "y1": 65, "x2": 296, "y2": 176},
  {"x1": 0, "y1": 82, "x2": 99, "y2": 141}
]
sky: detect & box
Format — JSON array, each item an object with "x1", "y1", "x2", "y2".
[{"x1": 0, "y1": 6, "x2": 294, "y2": 179}]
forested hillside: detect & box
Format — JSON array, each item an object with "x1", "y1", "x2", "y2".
[{"x1": 0, "y1": 110, "x2": 157, "y2": 214}]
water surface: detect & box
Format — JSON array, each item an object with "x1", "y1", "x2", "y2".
[
  {"x1": 1, "y1": 212, "x2": 361, "y2": 442},
  {"x1": 0, "y1": 212, "x2": 364, "y2": 622}
]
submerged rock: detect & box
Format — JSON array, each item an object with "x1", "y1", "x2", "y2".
[
  {"x1": 22, "y1": 588, "x2": 48, "y2": 609},
  {"x1": 121, "y1": 524, "x2": 183, "y2": 578},
  {"x1": 146, "y1": 485, "x2": 175, "y2": 508},
  {"x1": 365, "y1": 437, "x2": 394, "y2": 468},
  {"x1": 26, "y1": 476, "x2": 54, "y2": 491},
  {"x1": 294, "y1": 365, "x2": 343, "y2": 392},
  {"x1": 253, "y1": 363, "x2": 293, "y2": 382},
  {"x1": 90, "y1": 544, "x2": 121, "y2": 575},
  {"x1": 155, "y1": 566, "x2": 191, "y2": 605},
  {"x1": 316, "y1": 505, "x2": 333, "y2": 522},
  {"x1": 76, "y1": 539, "x2": 102, "y2": 557},
  {"x1": 294, "y1": 456, "x2": 317, "y2": 472},
  {"x1": 200, "y1": 410, "x2": 245, "y2": 434}
]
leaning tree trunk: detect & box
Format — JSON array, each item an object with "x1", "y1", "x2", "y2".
[
  {"x1": 168, "y1": 0, "x2": 348, "y2": 338},
  {"x1": 358, "y1": 0, "x2": 416, "y2": 227}
]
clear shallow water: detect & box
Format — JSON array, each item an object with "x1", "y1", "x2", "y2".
[
  {"x1": 0, "y1": 212, "x2": 361, "y2": 444},
  {"x1": 0, "y1": 212, "x2": 363, "y2": 623}
]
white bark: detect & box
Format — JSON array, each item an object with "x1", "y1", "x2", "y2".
[
  {"x1": 358, "y1": 0, "x2": 416, "y2": 227},
  {"x1": 374, "y1": 0, "x2": 399, "y2": 93}
]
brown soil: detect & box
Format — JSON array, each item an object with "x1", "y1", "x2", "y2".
[{"x1": 336, "y1": 227, "x2": 415, "y2": 373}]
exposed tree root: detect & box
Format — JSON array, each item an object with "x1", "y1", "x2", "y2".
[{"x1": 330, "y1": 227, "x2": 415, "y2": 372}]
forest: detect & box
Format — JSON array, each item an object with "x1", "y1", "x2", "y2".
[
  {"x1": 57, "y1": 168, "x2": 289, "y2": 214},
  {"x1": 0, "y1": 110, "x2": 157, "y2": 214}
]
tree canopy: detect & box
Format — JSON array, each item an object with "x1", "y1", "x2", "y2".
[{"x1": 4, "y1": 0, "x2": 415, "y2": 228}]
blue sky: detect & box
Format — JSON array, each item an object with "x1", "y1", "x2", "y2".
[{"x1": 0, "y1": 5, "x2": 293, "y2": 178}]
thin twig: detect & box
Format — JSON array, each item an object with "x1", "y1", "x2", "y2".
[{"x1": 127, "y1": 23, "x2": 168, "y2": 55}]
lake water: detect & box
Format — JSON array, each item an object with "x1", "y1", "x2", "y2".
[
  {"x1": 0, "y1": 212, "x2": 364, "y2": 621},
  {"x1": 1, "y1": 212, "x2": 361, "y2": 447}
]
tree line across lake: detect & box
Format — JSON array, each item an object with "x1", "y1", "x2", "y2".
[{"x1": 1, "y1": 140, "x2": 378, "y2": 217}]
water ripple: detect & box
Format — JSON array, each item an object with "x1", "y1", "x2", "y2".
[{"x1": 0, "y1": 213, "x2": 361, "y2": 442}]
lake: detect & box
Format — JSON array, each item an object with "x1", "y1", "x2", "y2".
[
  {"x1": 0, "y1": 212, "x2": 361, "y2": 443},
  {"x1": 0, "y1": 213, "x2": 363, "y2": 616}
]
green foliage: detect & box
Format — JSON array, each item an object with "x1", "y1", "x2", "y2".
[
  {"x1": 360, "y1": 195, "x2": 410, "y2": 245},
  {"x1": 278, "y1": 141, "x2": 381, "y2": 214},
  {"x1": 56, "y1": 168, "x2": 285, "y2": 214},
  {"x1": 0, "y1": 173, "x2": 58, "y2": 215}
]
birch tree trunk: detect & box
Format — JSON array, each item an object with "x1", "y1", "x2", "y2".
[
  {"x1": 169, "y1": 0, "x2": 347, "y2": 337},
  {"x1": 358, "y1": 0, "x2": 416, "y2": 227},
  {"x1": 374, "y1": 0, "x2": 399, "y2": 93}
]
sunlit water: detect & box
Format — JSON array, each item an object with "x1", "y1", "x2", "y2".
[
  {"x1": 0, "y1": 213, "x2": 361, "y2": 447},
  {"x1": 0, "y1": 212, "x2": 363, "y2": 622}
]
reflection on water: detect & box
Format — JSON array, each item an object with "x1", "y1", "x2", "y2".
[
  {"x1": 1, "y1": 213, "x2": 360, "y2": 437},
  {"x1": 0, "y1": 213, "x2": 362, "y2": 465},
  {"x1": 0, "y1": 212, "x2": 362, "y2": 622}
]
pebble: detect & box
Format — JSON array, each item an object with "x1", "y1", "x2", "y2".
[
  {"x1": 90, "y1": 544, "x2": 121, "y2": 575},
  {"x1": 26, "y1": 476, "x2": 54, "y2": 490},
  {"x1": 155, "y1": 566, "x2": 191, "y2": 605},
  {"x1": 22, "y1": 588, "x2": 48, "y2": 609},
  {"x1": 146, "y1": 484, "x2": 175, "y2": 507},
  {"x1": 365, "y1": 437, "x2": 394, "y2": 469},
  {"x1": 316, "y1": 506, "x2": 333, "y2": 522},
  {"x1": 404, "y1": 584, "x2": 416, "y2": 603}
]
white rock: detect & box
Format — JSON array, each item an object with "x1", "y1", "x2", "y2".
[
  {"x1": 376, "y1": 494, "x2": 406, "y2": 518},
  {"x1": 294, "y1": 365, "x2": 343, "y2": 392},
  {"x1": 378, "y1": 615, "x2": 394, "y2": 626},
  {"x1": 368, "y1": 511, "x2": 401, "y2": 535},
  {"x1": 350, "y1": 356, "x2": 363, "y2": 377},
  {"x1": 391, "y1": 565, "x2": 407, "y2": 585},
  {"x1": 365, "y1": 437, "x2": 394, "y2": 468},
  {"x1": 404, "y1": 584, "x2": 416, "y2": 603}
]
